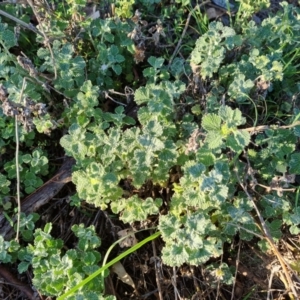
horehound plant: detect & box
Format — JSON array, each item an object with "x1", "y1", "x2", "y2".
[{"x1": 0, "y1": 1, "x2": 299, "y2": 299}]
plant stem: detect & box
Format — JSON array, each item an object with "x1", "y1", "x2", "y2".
[
  {"x1": 0, "y1": 8, "x2": 43, "y2": 36},
  {"x1": 15, "y1": 78, "x2": 27, "y2": 242}
]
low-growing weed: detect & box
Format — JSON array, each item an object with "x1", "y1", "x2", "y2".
[{"x1": 0, "y1": 0, "x2": 300, "y2": 299}]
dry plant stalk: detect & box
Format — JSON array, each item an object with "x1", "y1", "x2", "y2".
[
  {"x1": 234, "y1": 164, "x2": 299, "y2": 299},
  {"x1": 26, "y1": 0, "x2": 57, "y2": 80}
]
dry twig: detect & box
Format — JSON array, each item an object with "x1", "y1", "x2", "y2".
[
  {"x1": 152, "y1": 238, "x2": 164, "y2": 300},
  {"x1": 26, "y1": 0, "x2": 57, "y2": 80},
  {"x1": 231, "y1": 240, "x2": 241, "y2": 300},
  {"x1": 0, "y1": 8, "x2": 43, "y2": 36},
  {"x1": 244, "y1": 121, "x2": 300, "y2": 133},
  {"x1": 0, "y1": 157, "x2": 75, "y2": 240},
  {"x1": 168, "y1": 1, "x2": 211, "y2": 67},
  {"x1": 234, "y1": 163, "x2": 299, "y2": 299},
  {"x1": 0, "y1": 265, "x2": 36, "y2": 299}
]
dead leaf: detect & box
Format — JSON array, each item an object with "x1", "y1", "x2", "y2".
[
  {"x1": 256, "y1": 78, "x2": 270, "y2": 91},
  {"x1": 111, "y1": 261, "x2": 136, "y2": 289},
  {"x1": 206, "y1": 8, "x2": 218, "y2": 20},
  {"x1": 84, "y1": 4, "x2": 100, "y2": 20},
  {"x1": 117, "y1": 229, "x2": 138, "y2": 248}
]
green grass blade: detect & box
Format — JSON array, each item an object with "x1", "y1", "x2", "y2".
[{"x1": 57, "y1": 231, "x2": 161, "y2": 300}]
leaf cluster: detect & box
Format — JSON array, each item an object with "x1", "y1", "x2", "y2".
[{"x1": 23, "y1": 223, "x2": 105, "y2": 298}]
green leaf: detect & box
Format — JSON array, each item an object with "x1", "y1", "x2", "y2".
[
  {"x1": 133, "y1": 86, "x2": 149, "y2": 105},
  {"x1": 143, "y1": 67, "x2": 156, "y2": 80},
  {"x1": 109, "y1": 44, "x2": 119, "y2": 56},
  {"x1": 50, "y1": 254, "x2": 61, "y2": 266},
  {"x1": 218, "y1": 106, "x2": 246, "y2": 127},
  {"x1": 112, "y1": 64, "x2": 122, "y2": 75},
  {"x1": 289, "y1": 153, "x2": 300, "y2": 174},
  {"x1": 226, "y1": 130, "x2": 250, "y2": 152},
  {"x1": 267, "y1": 219, "x2": 282, "y2": 240},
  {"x1": 205, "y1": 132, "x2": 223, "y2": 149},
  {"x1": 83, "y1": 251, "x2": 97, "y2": 265},
  {"x1": 183, "y1": 161, "x2": 206, "y2": 179},
  {"x1": 158, "y1": 214, "x2": 182, "y2": 243},
  {"x1": 22, "y1": 154, "x2": 32, "y2": 164},
  {"x1": 290, "y1": 225, "x2": 300, "y2": 235},
  {"x1": 288, "y1": 207, "x2": 300, "y2": 225},
  {"x1": 138, "y1": 134, "x2": 164, "y2": 151},
  {"x1": 72, "y1": 56, "x2": 86, "y2": 73},
  {"x1": 210, "y1": 184, "x2": 228, "y2": 203},
  {"x1": 293, "y1": 126, "x2": 300, "y2": 137},
  {"x1": 205, "y1": 263, "x2": 234, "y2": 285},
  {"x1": 0, "y1": 28, "x2": 16, "y2": 48},
  {"x1": 228, "y1": 74, "x2": 254, "y2": 102},
  {"x1": 18, "y1": 261, "x2": 30, "y2": 273},
  {"x1": 44, "y1": 223, "x2": 52, "y2": 234},
  {"x1": 159, "y1": 212, "x2": 222, "y2": 266},
  {"x1": 227, "y1": 206, "x2": 253, "y2": 224},
  {"x1": 60, "y1": 43, "x2": 74, "y2": 57},
  {"x1": 76, "y1": 80, "x2": 99, "y2": 108},
  {"x1": 170, "y1": 57, "x2": 185, "y2": 78},
  {"x1": 161, "y1": 243, "x2": 190, "y2": 266},
  {"x1": 185, "y1": 213, "x2": 217, "y2": 240},
  {"x1": 111, "y1": 196, "x2": 162, "y2": 223},
  {"x1": 148, "y1": 56, "x2": 165, "y2": 69},
  {"x1": 202, "y1": 114, "x2": 221, "y2": 131},
  {"x1": 196, "y1": 148, "x2": 216, "y2": 166},
  {"x1": 115, "y1": 54, "x2": 125, "y2": 63},
  {"x1": 0, "y1": 173, "x2": 10, "y2": 194}
]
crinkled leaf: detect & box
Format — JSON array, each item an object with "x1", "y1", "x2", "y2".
[
  {"x1": 112, "y1": 64, "x2": 122, "y2": 75},
  {"x1": 289, "y1": 153, "x2": 300, "y2": 174},
  {"x1": 202, "y1": 114, "x2": 221, "y2": 131},
  {"x1": 196, "y1": 148, "x2": 216, "y2": 166},
  {"x1": 219, "y1": 106, "x2": 246, "y2": 127},
  {"x1": 161, "y1": 243, "x2": 190, "y2": 266},
  {"x1": 148, "y1": 56, "x2": 165, "y2": 69},
  {"x1": 226, "y1": 130, "x2": 250, "y2": 152},
  {"x1": 76, "y1": 80, "x2": 99, "y2": 108},
  {"x1": 112, "y1": 196, "x2": 162, "y2": 223},
  {"x1": 205, "y1": 132, "x2": 223, "y2": 149}
]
